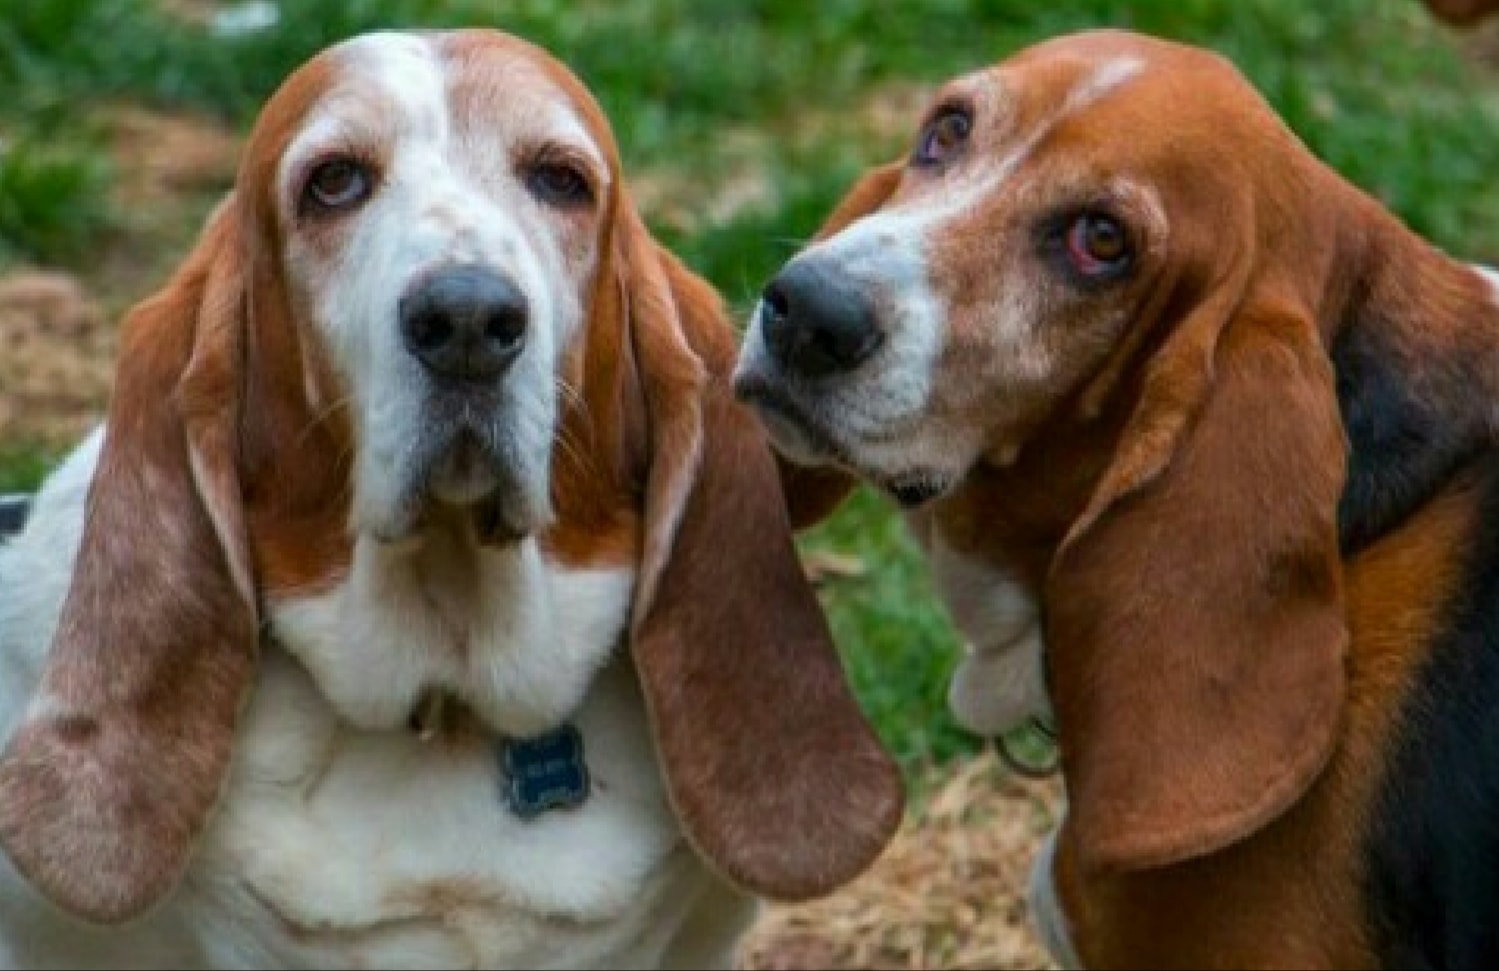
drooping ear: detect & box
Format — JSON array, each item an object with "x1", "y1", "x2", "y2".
[
  {"x1": 0, "y1": 203, "x2": 258, "y2": 923},
  {"x1": 767, "y1": 161, "x2": 908, "y2": 530},
  {"x1": 619, "y1": 201, "x2": 904, "y2": 901},
  {"x1": 1047, "y1": 278, "x2": 1349, "y2": 873}
]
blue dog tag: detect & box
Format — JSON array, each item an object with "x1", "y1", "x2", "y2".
[
  {"x1": 501, "y1": 723, "x2": 590, "y2": 819},
  {"x1": 0, "y1": 494, "x2": 30, "y2": 539}
]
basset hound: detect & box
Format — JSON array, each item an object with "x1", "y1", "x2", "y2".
[
  {"x1": 0, "y1": 28, "x2": 902, "y2": 969},
  {"x1": 735, "y1": 28, "x2": 1499, "y2": 969}
]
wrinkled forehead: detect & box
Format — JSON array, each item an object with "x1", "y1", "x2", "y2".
[
  {"x1": 937, "y1": 31, "x2": 1267, "y2": 168},
  {"x1": 241, "y1": 30, "x2": 615, "y2": 208}
]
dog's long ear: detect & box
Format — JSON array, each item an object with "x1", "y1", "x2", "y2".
[
  {"x1": 770, "y1": 161, "x2": 907, "y2": 530},
  {"x1": 617, "y1": 200, "x2": 904, "y2": 901},
  {"x1": 1048, "y1": 268, "x2": 1349, "y2": 873},
  {"x1": 0, "y1": 203, "x2": 258, "y2": 924}
]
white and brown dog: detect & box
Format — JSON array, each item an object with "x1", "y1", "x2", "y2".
[{"x1": 0, "y1": 29, "x2": 901, "y2": 969}]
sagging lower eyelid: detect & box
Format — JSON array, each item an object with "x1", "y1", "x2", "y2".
[{"x1": 290, "y1": 144, "x2": 383, "y2": 219}]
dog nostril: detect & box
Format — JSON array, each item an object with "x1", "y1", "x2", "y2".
[
  {"x1": 484, "y1": 305, "x2": 527, "y2": 346},
  {"x1": 406, "y1": 310, "x2": 454, "y2": 353},
  {"x1": 811, "y1": 312, "x2": 883, "y2": 367},
  {"x1": 762, "y1": 281, "x2": 791, "y2": 323}
]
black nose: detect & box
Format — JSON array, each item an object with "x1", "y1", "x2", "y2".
[
  {"x1": 400, "y1": 266, "x2": 528, "y2": 381},
  {"x1": 759, "y1": 260, "x2": 882, "y2": 378}
]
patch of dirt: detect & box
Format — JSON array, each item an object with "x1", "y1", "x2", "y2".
[
  {"x1": 0, "y1": 271, "x2": 116, "y2": 446},
  {"x1": 738, "y1": 754, "x2": 1063, "y2": 971},
  {"x1": 94, "y1": 104, "x2": 240, "y2": 310},
  {"x1": 1, "y1": 103, "x2": 239, "y2": 445},
  {"x1": 109, "y1": 104, "x2": 240, "y2": 212}
]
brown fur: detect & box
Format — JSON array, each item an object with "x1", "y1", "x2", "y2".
[{"x1": 766, "y1": 29, "x2": 1499, "y2": 965}]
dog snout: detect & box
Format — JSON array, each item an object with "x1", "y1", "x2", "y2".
[
  {"x1": 400, "y1": 266, "x2": 529, "y2": 382},
  {"x1": 759, "y1": 260, "x2": 883, "y2": 378}
]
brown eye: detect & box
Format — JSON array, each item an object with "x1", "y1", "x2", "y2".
[
  {"x1": 913, "y1": 108, "x2": 972, "y2": 167},
  {"x1": 1066, "y1": 212, "x2": 1132, "y2": 276},
  {"x1": 302, "y1": 158, "x2": 372, "y2": 213},
  {"x1": 527, "y1": 162, "x2": 591, "y2": 207}
]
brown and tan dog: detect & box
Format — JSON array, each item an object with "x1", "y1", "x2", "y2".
[{"x1": 736, "y1": 28, "x2": 1499, "y2": 969}]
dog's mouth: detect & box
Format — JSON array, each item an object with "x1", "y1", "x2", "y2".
[
  {"x1": 734, "y1": 373, "x2": 956, "y2": 509},
  {"x1": 734, "y1": 372, "x2": 856, "y2": 464},
  {"x1": 427, "y1": 431, "x2": 503, "y2": 506},
  {"x1": 388, "y1": 420, "x2": 542, "y2": 546},
  {"x1": 883, "y1": 470, "x2": 956, "y2": 509}
]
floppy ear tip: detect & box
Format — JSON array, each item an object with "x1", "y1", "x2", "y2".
[
  {"x1": 0, "y1": 724, "x2": 190, "y2": 925},
  {"x1": 1065, "y1": 654, "x2": 1346, "y2": 875},
  {"x1": 692, "y1": 735, "x2": 906, "y2": 902}
]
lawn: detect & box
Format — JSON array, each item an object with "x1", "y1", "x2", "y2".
[{"x1": 3, "y1": 0, "x2": 1499, "y2": 779}]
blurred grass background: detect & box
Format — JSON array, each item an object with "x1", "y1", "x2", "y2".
[{"x1": 3, "y1": 0, "x2": 1499, "y2": 779}]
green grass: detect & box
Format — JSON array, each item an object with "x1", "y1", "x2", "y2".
[
  {"x1": 3, "y1": 0, "x2": 1499, "y2": 774},
  {"x1": 0, "y1": 445, "x2": 58, "y2": 493}
]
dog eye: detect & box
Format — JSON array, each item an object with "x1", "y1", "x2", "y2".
[
  {"x1": 302, "y1": 158, "x2": 373, "y2": 214},
  {"x1": 1066, "y1": 213, "x2": 1133, "y2": 276},
  {"x1": 527, "y1": 162, "x2": 592, "y2": 207},
  {"x1": 913, "y1": 107, "x2": 972, "y2": 167}
]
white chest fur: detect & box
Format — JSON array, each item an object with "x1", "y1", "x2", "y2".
[
  {"x1": 270, "y1": 535, "x2": 629, "y2": 739},
  {"x1": 192, "y1": 552, "x2": 754, "y2": 969},
  {"x1": 927, "y1": 530, "x2": 1053, "y2": 737},
  {"x1": 193, "y1": 648, "x2": 747, "y2": 969}
]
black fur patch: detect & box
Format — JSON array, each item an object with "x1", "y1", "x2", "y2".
[
  {"x1": 1363, "y1": 458, "x2": 1499, "y2": 969},
  {"x1": 1332, "y1": 321, "x2": 1483, "y2": 554}
]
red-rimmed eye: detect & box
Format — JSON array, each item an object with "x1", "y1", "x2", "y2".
[
  {"x1": 302, "y1": 158, "x2": 373, "y2": 213},
  {"x1": 1066, "y1": 212, "x2": 1132, "y2": 276},
  {"x1": 913, "y1": 108, "x2": 972, "y2": 167}
]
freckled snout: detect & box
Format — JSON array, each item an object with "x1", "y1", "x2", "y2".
[
  {"x1": 399, "y1": 266, "x2": 529, "y2": 382},
  {"x1": 759, "y1": 260, "x2": 883, "y2": 378}
]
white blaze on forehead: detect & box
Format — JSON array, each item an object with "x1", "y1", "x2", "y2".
[
  {"x1": 277, "y1": 32, "x2": 449, "y2": 205},
  {"x1": 269, "y1": 29, "x2": 610, "y2": 540},
  {"x1": 1063, "y1": 55, "x2": 1145, "y2": 114}
]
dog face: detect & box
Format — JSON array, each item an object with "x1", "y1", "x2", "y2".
[
  {"x1": 261, "y1": 31, "x2": 612, "y2": 541},
  {"x1": 735, "y1": 30, "x2": 1317, "y2": 507}
]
